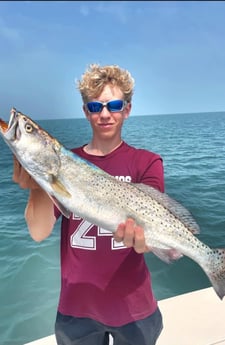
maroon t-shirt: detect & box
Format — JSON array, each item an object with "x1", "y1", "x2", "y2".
[{"x1": 55, "y1": 141, "x2": 164, "y2": 326}]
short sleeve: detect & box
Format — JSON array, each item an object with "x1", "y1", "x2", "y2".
[{"x1": 132, "y1": 150, "x2": 164, "y2": 192}]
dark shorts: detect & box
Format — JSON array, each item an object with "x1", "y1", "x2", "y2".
[{"x1": 55, "y1": 307, "x2": 163, "y2": 345}]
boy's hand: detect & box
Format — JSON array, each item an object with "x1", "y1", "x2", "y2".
[{"x1": 114, "y1": 218, "x2": 151, "y2": 253}]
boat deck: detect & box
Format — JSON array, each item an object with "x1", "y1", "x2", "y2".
[{"x1": 25, "y1": 287, "x2": 225, "y2": 345}]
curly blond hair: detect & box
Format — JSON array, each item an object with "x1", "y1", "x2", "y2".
[{"x1": 77, "y1": 64, "x2": 135, "y2": 104}]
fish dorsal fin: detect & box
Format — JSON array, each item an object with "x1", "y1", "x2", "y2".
[
  {"x1": 133, "y1": 183, "x2": 200, "y2": 234},
  {"x1": 50, "y1": 175, "x2": 72, "y2": 198}
]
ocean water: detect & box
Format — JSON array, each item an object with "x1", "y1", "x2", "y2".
[{"x1": 1, "y1": 112, "x2": 225, "y2": 345}]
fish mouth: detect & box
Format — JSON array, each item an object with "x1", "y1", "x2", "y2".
[
  {"x1": 0, "y1": 118, "x2": 8, "y2": 133},
  {"x1": 0, "y1": 108, "x2": 20, "y2": 141}
]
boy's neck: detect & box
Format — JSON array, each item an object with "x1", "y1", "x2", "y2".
[{"x1": 84, "y1": 139, "x2": 123, "y2": 156}]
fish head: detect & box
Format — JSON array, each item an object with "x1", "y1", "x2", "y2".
[{"x1": 0, "y1": 108, "x2": 62, "y2": 188}]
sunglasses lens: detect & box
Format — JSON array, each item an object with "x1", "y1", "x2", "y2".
[
  {"x1": 107, "y1": 100, "x2": 124, "y2": 112},
  {"x1": 86, "y1": 102, "x2": 103, "y2": 113},
  {"x1": 86, "y1": 100, "x2": 126, "y2": 113}
]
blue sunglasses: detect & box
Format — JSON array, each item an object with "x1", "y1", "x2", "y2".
[{"x1": 85, "y1": 99, "x2": 127, "y2": 113}]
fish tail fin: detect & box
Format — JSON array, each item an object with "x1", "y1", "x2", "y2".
[{"x1": 204, "y1": 248, "x2": 225, "y2": 300}]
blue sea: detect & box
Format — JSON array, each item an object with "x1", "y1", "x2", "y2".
[{"x1": 1, "y1": 112, "x2": 225, "y2": 345}]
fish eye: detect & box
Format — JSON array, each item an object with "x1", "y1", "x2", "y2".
[{"x1": 25, "y1": 123, "x2": 33, "y2": 133}]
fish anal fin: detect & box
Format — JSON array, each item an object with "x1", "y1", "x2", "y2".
[{"x1": 152, "y1": 247, "x2": 183, "y2": 264}]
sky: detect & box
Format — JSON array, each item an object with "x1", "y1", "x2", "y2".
[{"x1": 0, "y1": 1, "x2": 225, "y2": 120}]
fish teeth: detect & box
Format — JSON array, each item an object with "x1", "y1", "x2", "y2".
[{"x1": 8, "y1": 108, "x2": 17, "y2": 130}]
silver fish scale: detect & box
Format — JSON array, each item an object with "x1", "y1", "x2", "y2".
[
  {"x1": 65, "y1": 161, "x2": 193, "y2": 244},
  {"x1": 74, "y1": 170, "x2": 215, "y2": 264}
]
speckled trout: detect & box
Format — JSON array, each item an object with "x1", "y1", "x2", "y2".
[{"x1": 1, "y1": 108, "x2": 225, "y2": 300}]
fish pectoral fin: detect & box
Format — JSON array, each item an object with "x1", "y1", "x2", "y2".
[
  {"x1": 51, "y1": 196, "x2": 71, "y2": 219},
  {"x1": 152, "y1": 247, "x2": 183, "y2": 264},
  {"x1": 50, "y1": 175, "x2": 71, "y2": 198},
  {"x1": 47, "y1": 192, "x2": 71, "y2": 218}
]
